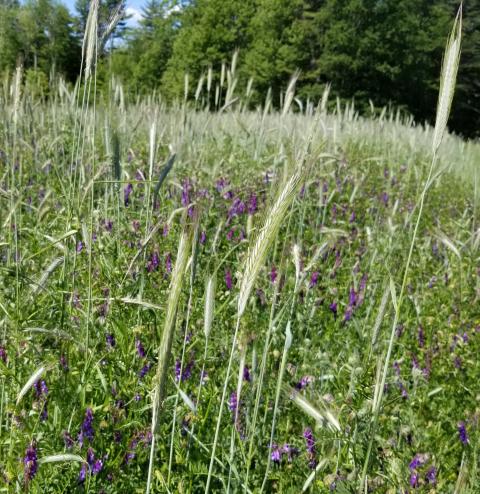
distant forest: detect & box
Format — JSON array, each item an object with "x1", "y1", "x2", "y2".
[{"x1": 1, "y1": 0, "x2": 478, "y2": 137}]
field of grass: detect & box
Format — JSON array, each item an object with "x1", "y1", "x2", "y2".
[{"x1": 1, "y1": 37, "x2": 480, "y2": 493}]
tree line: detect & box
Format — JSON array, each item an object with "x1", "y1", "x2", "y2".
[{"x1": 0, "y1": 0, "x2": 478, "y2": 137}]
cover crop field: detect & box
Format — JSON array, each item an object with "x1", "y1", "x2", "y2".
[{"x1": 1, "y1": 15, "x2": 480, "y2": 493}]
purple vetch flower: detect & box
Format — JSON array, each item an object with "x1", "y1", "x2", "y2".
[
  {"x1": 295, "y1": 375, "x2": 314, "y2": 390},
  {"x1": 309, "y1": 271, "x2": 319, "y2": 288},
  {"x1": 215, "y1": 177, "x2": 228, "y2": 192},
  {"x1": 200, "y1": 231, "x2": 206, "y2": 244},
  {"x1": 226, "y1": 229, "x2": 235, "y2": 241},
  {"x1": 76, "y1": 241, "x2": 83, "y2": 253},
  {"x1": 135, "y1": 338, "x2": 146, "y2": 358},
  {"x1": 348, "y1": 288, "x2": 357, "y2": 307},
  {"x1": 243, "y1": 366, "x2": 251, "y2": 382},
  {"x1": 247, "y1": 194, "x2": 257, "y2": 214},
  {"x1": 147, "y1": 251, "x2": 160, "y2": 272},
  {"x1": 124, "y1": 183, "x2": 133, "y2": 206},
  {"x1": 343, "y1": 306, "x2": 353, "y2": 322},
  {"x1": 181, "y1": 179, "x2": 191, "y2": 207},
  {"x1": 0, "y1": 346, "x2": 7, "y2": 363},
  {"x1": 458, "y1": 421, "x2": 469, "y2": 445},
  {"x1": 165, "y1": 253, "x2": 172, "y2": 274},
  {"x1": 381, "y1": 192, "x2": 389, "y2": 206},
  {"x1": 103, "y1": 219, "x2": 113, "y2": 232},
  {"x1": 349, "y1": 211, "x2": 356, "y2": 223},
  {"x1": 329, "y1": 301, "x2": 337, "y2": 317},
  {"x1": 410, "y1": 472, "x2": 419, "y2": 488},
  {"x1": 78, "y1": 463, "x2": 87, "y2": 483},
  {"x1": 281, "y1": 443, "x2": 298, "y2": 462},
  {"x1": 303, "y1": 428, "x2": 315, "y2": 453},
  {"x1": 34, "y1": 380, "x2": 48, "y2": 398},
  {"x1": 418, "y1": 326, "x2": 425, "y2": 348},
  {"x1": 228, "y1": 392, "x2": 238, "y2": 414},
  {"x1": 271, "y1": 444, "x2": 281, "y2": 464},
  {"x1": 60, "y1": 354, "x2": 68, "y2": 371},
  {"x1": 225, "y1": 269, "x2": 233, "y2": 291},
  {"x1": 86, "y1": 447, "x2": 95, "y2": 466},
  {"x1": 92, "y1": 459, "x2": 103, "y2": 475},
  {"x1": 63, "y1": 431, "x2": 75, "y2": 449},
  {"x1": 174, "y1": 356, "x2": 194, "y2": 382},
  {"x1": 23, "y1": 441, "x2": 38, "y2": 484},
  {"x1": 270, "y1": 265, "x2": 277, "y2": 284},
  {"x1": 428, "y1": 276, "x2": 437, "y2": 288},
  {"x1": 393, "y1": 361, "x2": 401, "y2": 377},
  {"x1": 227, "y1": 197, "x2": 246, "y2": 221},
  {"x1": 106, "y1": 334, "x2": 116, "y2": 349},
  {"x1": 138, "y1": 362, "x2": 151, "y2": 379},
  {"x1": 426, "y1": 466, "x2": 437, "y2": 485},
  {"x1": 78, "y1": 408, "x2": 94, "y2": 446}
]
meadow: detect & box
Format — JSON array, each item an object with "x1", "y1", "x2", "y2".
[{"x1": 1, "y1": 14, "x2": 480, "y2": 493}]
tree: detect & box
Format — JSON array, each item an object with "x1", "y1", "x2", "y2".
[{"x1": 161, "y1": 0, "x2": 256, "y2": 99}]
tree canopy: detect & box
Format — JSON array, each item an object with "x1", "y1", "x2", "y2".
[{"x1": 0, "y1": 0, "x2": 478, "y2": 137}]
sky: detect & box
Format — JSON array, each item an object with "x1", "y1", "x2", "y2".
[{"x1": 62, "y1": 0, "x2": 145, "y2": 26}]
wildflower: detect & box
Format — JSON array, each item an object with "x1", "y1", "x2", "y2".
[
  {"x1": 181, "y1": 179, "x2": 190, "y2": 207},
  {"x1": 24, "y1": 441, "x2": 38, "y2": 484},
  {"x1": 295, "y1": 375, "x2": 314, "y2": 390},
  {"x1": 200, "y1": 231, "x2": 206, "y2": 244},
  {"x1": 174, "y1": 357, "x2": 194, "y2": 382},
  {"x1": 92, "y1": 459, "x2": 103, "y2": 475},
  {"x1": 243, "y1": 366, "x2": 251, "y2": 382},
  {"x1": 228, "y1": 392, "x2": 237, "y2": 414},
  {"x1": 63, "y1": 431, "x2": 74, "y2": 449},
  {"x1": 78, "y1": 463, "x2": 87, "y2": 483},
  {"x1": 271, "y1": 444, "x2": 281, "y2": 464},
  {"x1": 34, "y1": 380, "x2": 48, "y2": 398},
  {"x1": 458, "y1": 421, "x2": 469, "y2": 445},
  {"x1": 124, "y1": 183, "x2": 133, "y2": 206},
  {"x1": 329, "y1": 301, "x2": 337, "y2": 318},
  {"x1": 106, "y1": 334, "x2": 115, "y2": 349},
  {"x1": 303, "y1": 428, "x2": 315, "y2": 454},
  {"x1": 225, "y1": 269, "x2": 233, "y2": 291},
  {"x1": 138, "y1": 362, "x2": 151, "y2": 379},
  {"x1": 60, "y1": 354, "x2": 68, "y2": 371},
  {"x1": 426, "y1": 466, "x2": 437, "y2": 485},
  {"x1": 103, "y1": 219, "x2": 113, "y2": 232},
  {"x1": 76, "y1": 241, "x2": 83, "y2": 253},
  {"x1": 410, "y1": 472, "x2": 419, "y2": 488},
  {"x1": 78, "y1": 408, "x2": 94, "y2": 446},
  {"x1": 303, "y1": 427, "x2": 317, "y2": 468},
  {"x1": 309, "y1": 271, "x2": 319, "y2": 288},
  {"x1": 147, "y1": 251, "x2": 160, "y2": 272},
  {"x1": 270, "y1": 265, "x2": 277, "y2": 283},
  {"x1": 135, "y1": 338, "x2": 146, "y2": 358},
  {"x1": 247, "y1": 194, "x2": 257, "y2": 214},
  {"x1": 0, "y1": 346, "x2": 7, "y2": 363},
  {"x1": 165, "y1": 253, "x2": 172, "y2": 274},
  {"x1": 418, "y1": 326, "x2": 425, "y2": 348},
  {"x1": 227, "y1": 197, "x2": 246, "y2": 221},
  {"x1": 281, "y1": 443, "x2": 298, "y2": 462}
]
